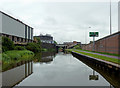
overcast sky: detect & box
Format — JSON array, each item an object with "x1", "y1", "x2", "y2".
[{"x1": 0, "y1": 0, "x2": 119, "y2": 44}]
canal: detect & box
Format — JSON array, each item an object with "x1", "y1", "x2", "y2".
[{"x1": 2, "y1": 52, "x2": 120, "y2": 87}]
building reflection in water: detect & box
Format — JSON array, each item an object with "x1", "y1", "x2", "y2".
[
  {"x1": 2, "y1": 52, "x2": 56, "y2": 87},
  {"x1": 34, "y1": 52, "x2": 56, "y2": 64},
  {"x1": 2, "y1": 61, "x2": 33, "y2": 87},
  {"x1": 72, "y1": 53, "x2": 120, "y2": 88}
]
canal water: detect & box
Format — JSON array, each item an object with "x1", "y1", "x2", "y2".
[
  {"x1": 17, "y1": 52, "x2": 110, "y2": 86},
  {"x1": 2, "y1": 52, "x2": 120, "y2": 87}
]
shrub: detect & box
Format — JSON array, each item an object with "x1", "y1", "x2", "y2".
[
  {"x1": 14, "y1": 46, "x2": 25, "y2": 50},
  {"x1": 42, "y1": 48, "x2": 47, "y2": 52},
  {"x1": 35, "y1": 37, "x2": 41, "y2": 45},
  {"x1": 2, "y1": 37, "x2": 14, "y2": 52},
  {"x1": 26, "y1": 43, "x2": 41, "y2": 53},
  {"x1": 2, "y1": 53, "x2": 11, "y2": 61}
]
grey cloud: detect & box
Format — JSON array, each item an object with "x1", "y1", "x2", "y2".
[{"x1": 0, "y1": 1, "x2": 118, "y2": 43}]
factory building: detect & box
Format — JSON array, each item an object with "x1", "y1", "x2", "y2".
[
  {"x1": 34, "y1": 34, "x2": 54, "y2": 44},
  {"x1": 0, "y1": 11, "x2": 33, "y2": 45}
]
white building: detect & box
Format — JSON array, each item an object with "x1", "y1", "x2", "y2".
[{"x1": 0, "y1": 11, "x2": 34, "y2": 44}]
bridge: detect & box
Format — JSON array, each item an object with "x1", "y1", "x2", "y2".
[
  {"x1": 56, "y1": 44, "x2": 67, "y2": 48},
  {"x1": 56, "y1": 43, "x2": 78, "y2": 52},
  {"x1": 56, "y1": 44, "x2": 67, "y2": 52},
  {"x1": 67, "y1": 43, "x2": 77, "y2": 49}
]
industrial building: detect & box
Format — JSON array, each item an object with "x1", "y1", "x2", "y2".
[
  {"x1": 34, "y1": 34, "x2": 54, "y2": 44},
  {"x1": 34, "y1": 34, "x2": 56, "y2": 49},
  {"x1": 0, "y1": 11, "x2": 34, "y2": 45}
]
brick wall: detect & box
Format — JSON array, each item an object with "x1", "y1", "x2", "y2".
[{"x1": 82, "y1": 31, "x2": 120, "y2": 54}]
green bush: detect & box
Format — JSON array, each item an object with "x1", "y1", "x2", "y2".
[
  {"x1": 2, "y1": 53, "x2": 11, "y2": 61},
  {"x1": 15, "y1": 46, "x2": 25, "y2": 50},
  {"x1": 42, "y1": 48, "x2": 47, "y2": 52},
  {"x1": 26, "y1": 43, "x2": 41, "y2": 53},
  {"x1": 2, "y1": 37, "x2": 14, "y2": 52},
  {"x1": 35, "y1": 37, "x2": 41, "y2": 45}
]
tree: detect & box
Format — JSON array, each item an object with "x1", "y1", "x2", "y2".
[
  {"x1": 36, "y1": 37, "x2": 41, "y2": 45},
  {"x1": 2, "y1": 37, "x2": 14, "y2": 52},
  {"x1": 54, "y1": 41, "x2": 57, "y2": 44},
  {"x1": 26, "y1": 43, "x2": 41, "y2": 53}
]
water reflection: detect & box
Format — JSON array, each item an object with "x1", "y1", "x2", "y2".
[
  {"x1": 72, "y1": 52, "x2": 120, "y2": 88},
  {"x1": 89, "y1": 70, "x2": 99, "y2": 80},
  {"x1": 2, "y1": 61, "x2": 33, "y2": 87},
  {"x1": 17, "y1": 52, "x2": 111, "y2": 86},
  {"x1": 2, "y1": 52, "x2": 56, "y2": 87},
  {"x1": 34, "y1": 52, "x2": 56, "y2": 64}
]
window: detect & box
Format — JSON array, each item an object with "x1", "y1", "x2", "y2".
[
  {"x1": 31, "y1": 28, "x2": 33, "y2": 40},
  {"x1": 25, "y1": 25, "x2": 27, "y2": 39},
  {"x1": 6, "y1": 35, "x2": 9, "y2": 38},
  {"x1": 25, "y1": 39, "x2": 27, "y2": 42},
  {"x1": 21, "y1": 38, "x2": 23, "y2": 42},
  {"x1": 12, "y1": 36, "x2": 14, "y2": 41},
  {"x1": 17, "y1": 37, "x2": 19, "y2": 42},
  {"x1": 28, "y1": 27, "x2": 30, "y2": 39}
]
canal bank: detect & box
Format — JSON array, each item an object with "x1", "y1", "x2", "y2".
[
  {"x1": 2, "y1": 50, "x2": 34, "y2": 72},
  {"x1": 71, "y1": 52, "x2": 120, "y2": 88},
  {"x1": 67, "y1": 49, "x2": 120, "y2": 71}
]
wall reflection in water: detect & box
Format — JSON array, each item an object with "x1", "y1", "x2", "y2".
[
  {"x1": 34, "y1": 52, "x2": 56, "y2": 64},
  {"x1": 2, "y1": 61, "x2": 33, "y2": 87},
  {"x1": 72, "y1": 53, "x2": 120, "y2": 88}
]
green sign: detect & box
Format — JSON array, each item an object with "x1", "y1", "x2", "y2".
[{"x1": 89, "y1": 32, "x2": 99, "y2": 37}]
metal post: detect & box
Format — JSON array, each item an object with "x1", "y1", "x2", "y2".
[
  {"x1": 93, "y1": 36, "x2": 95, "y2": 51},
  {"x1": 85, "y1": 29, "x2": 87, "y2": 50},
  {"x1": 110, "y1": 0, "x2": 112, "y2": 35}
]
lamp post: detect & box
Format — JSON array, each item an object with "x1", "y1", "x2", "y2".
[{"x1": 85, "y1": 27, "x2": 91, "y2": 50}]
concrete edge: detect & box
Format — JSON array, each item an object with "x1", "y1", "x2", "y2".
[{"x1": 71, "y1": 51, "x2": 120, "y2": 69}]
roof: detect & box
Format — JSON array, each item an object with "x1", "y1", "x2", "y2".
[
  {"x1": 0, "y1": 11, "x2": 33, "y2": 29},
  {"x1": 38, "y1": 34, "x2": 52, "y2": 37}
]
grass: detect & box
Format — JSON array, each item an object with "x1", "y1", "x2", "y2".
[
  {"x1": 74, "y1": 49, "x2": 120, "y2": 57},
  {"x1": 66, "y1": 49, "x2": 120, "y2": 65},
  {"x1": 1, "y1": 50, "x2": 34, "y2": 72}
]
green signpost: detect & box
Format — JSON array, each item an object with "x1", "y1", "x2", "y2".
[
  {"x1": 89, "y1": 32, "x2": 99, "y2": 51},
  {"x1": 89, "y1": 32, "x2": 99, "y2": 37}
]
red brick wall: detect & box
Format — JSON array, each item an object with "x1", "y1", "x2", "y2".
[{"x1": 82, "y1": 32, "x2": 120, "y2": 54}]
